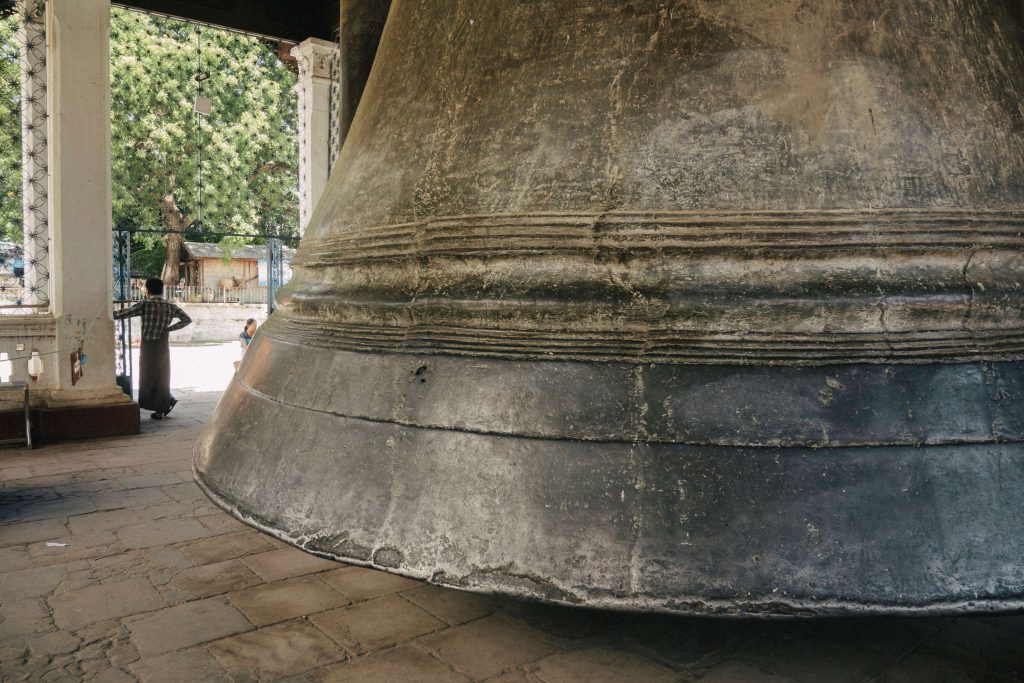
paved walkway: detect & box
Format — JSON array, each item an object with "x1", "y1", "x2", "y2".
[{"x1": 1, "y1": 374, "x2": 1024, "y2": 680}]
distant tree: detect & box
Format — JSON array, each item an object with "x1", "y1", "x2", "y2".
[
  {"x1": 2, "y1": 8, "x2": 298, "y2": 281},
  {"x1": 0, "y1": 11, "x2": 23, "y2": 242},
  {"x1": 110, "y1": 7, "x2": 298, "y2": 283}
]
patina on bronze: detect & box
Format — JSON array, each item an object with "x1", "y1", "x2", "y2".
[{"x1": 195, "y1": 0, "x2": 1024, "y2": 615}]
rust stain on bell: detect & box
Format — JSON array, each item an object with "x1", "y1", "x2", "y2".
[{"x1": 195, "y1": 0, "x2": 1024, "y2": 615}]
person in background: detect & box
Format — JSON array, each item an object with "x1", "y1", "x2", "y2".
[
  {"x1": 234, "y1": 318, "x2": 257, "y2": 371},
  {"x1": 114, "y1": 277, "x2": 192, "y2": 420}
]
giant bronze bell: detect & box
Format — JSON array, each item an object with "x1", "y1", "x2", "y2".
[{"x1": 195, "y1": 0, "x2": 1024, "y2": 615}]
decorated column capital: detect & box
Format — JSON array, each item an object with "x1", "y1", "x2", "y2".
[{"x1": 291, "y1": 38, "x2": 339, "y2": 237}]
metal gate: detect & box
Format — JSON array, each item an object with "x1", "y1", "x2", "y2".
[{"x1": 112, "y1": 227, "x2": 295, "y2": 394}]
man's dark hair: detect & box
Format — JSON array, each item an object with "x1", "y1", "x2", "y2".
[{"x1": 145, "y1": 277, "x2": 164, "y2": 296}]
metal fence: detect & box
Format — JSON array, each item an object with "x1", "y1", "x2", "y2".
[
  {"x1": 0, "y1": 0, "x2": 50, "y2": 311},
  {"x1": 128, "y1": 283, "x2": 270, "y2": 305}
]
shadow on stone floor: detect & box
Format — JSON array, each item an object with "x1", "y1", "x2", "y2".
[{"x1": 495, "y1": 599, "x2": 1024, "y2": 681}]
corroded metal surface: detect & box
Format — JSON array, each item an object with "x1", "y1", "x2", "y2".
[{"x1": 196, "y1": 0, "x2": 1024, "y2": 615}]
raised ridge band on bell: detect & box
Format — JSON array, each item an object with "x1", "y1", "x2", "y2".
[
  {"x1": 263, "y1": 314, "x2": 1024, "y2": 365},
  {"x1": 296, "y1": 210, "x2": 1024, "y2": 265}
]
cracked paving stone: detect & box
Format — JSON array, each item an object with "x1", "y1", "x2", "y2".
[
  {"x1": 532, "y1": 648, "x2": 677, "y2": 683},
  {"x1": 67, "y1": 509, "x2": 144, "y2": 534},
  {"x1": 0, "y1": 563, "x2": 72, "y2": 601},
  {"x1": 163, "y1": 558, "x2": 262, "y2": 602},
  {"x1": 117, "y1": 473, "x2": 183, "y2": 489},
  {"x1": 318, "y1": 567, "x2": 424, "y2": 603},
  {"x1": 697, "y1": 662, "x2": 786, "y2": 682},
  {"x1": 48, "y1": 578, "x2": 165, "y2": 631},
  {"x1": 158, "y1": 482, "x2": 208, "y2": 503},
  {"x1": 0, "y1": 545, "x2": 33, "y2": 571},
  {"x1": 0, "y1": 598, "x2": 52, "y2": 640},
  {"x1": 485, "y1": 671, "x2": 534, "y2": 683},
  {"x1": 0, "y1": 519, "x2": 69, "y2": 547},
  {"x1": 129, "y1": 647, "x2": 231, "y2": 683},
  {"x1": 28, "y1": 530, "x2": 126, "y2": 565},
  {"x1": 227, "y1": 574, "x2": 349, "y2": 626},
  {"x1": 93, "y1": 487, "x2": 171, "y2": 512},
  {"x1": 418, "y1": 615, "x2": 558, "y2": 681},
  {"x1": 208, "y1": 619, "x2": 346, "y2": 679},
  {"x1": 323, "y1": 644, "x2": 469, "y2": 683},
  {"x1": 311, "y1": 594, "x2": 445, "y2": 653},
  {"x1": 115, "y1": 518, "x2": 219, "y2": 549},
  {"x1": 90, "y1": 546, "x2": 192, "y2": 585},
  {"x1": 178, "y1": 530, "x2": 275, "y2": 566},
  {"x1": 240, "y1": 546, "x2": 339, "y2": 582},
  {"x1": 25, "y1": 631, "x2": 82, "y2": 657},
  {"x1": 403, "y1": 585, "x2": 497, "y2": 626},
  {"x1": 196, "y1": 513, "x2": 248, "y2": 532},
  {"x1": 126, "y1": 596, "x2": 253, "y2": 657},
  {"x1": 15, "y1": 495, "x2": 99, "y2": 522}
]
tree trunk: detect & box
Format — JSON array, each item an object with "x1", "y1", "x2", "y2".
[{"x1": 159, "y1": 192, "x2": 189, "y2": 288}]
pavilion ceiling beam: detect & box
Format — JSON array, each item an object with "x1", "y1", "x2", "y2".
[{"x1": 110, "y1": 0, "x2": 339, "y2": 42}]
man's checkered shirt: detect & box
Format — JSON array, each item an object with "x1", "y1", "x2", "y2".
[{"x1": 114, "y1": 297, "x2": 192, "y2": 341}]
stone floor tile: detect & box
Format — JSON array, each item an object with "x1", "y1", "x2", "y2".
[
  {"x1": 163, "y1": 558, "x2": 262, "y2": 602},
  {"x1": 323, "y1": 645, "x2": 469, "y2": 683},
  {"x1": 115, "y1": 518, "x2": 217, "y2": 549},
  {"x1": 93, "y1": 487, "x2": 171, "y2": 512},
  {"x1": 130, "y1": 647, "x2": 232, "y2": 683},
  {"x1": 126, "y1": 596, "x2": 253, "y2": 657},
  {"x1": 117, "y1": 473, "x2": 183, "y2": 489},
  {"x1": 179, "y1": 529, "x2": 274, "y2": 565},
  {"x1": 319, "y1": 566, "x2": 424, "y2": 602},
  {"x1": 90, "y1": 546, "x2": 192, "y2": 585},
  {"x1": 15, "y1": 495, "x2": 99, "y2": 522},
  {"x1": 48, "y1": 578, "x2": 165, "y2": 630},
  {"x1": 871, "y1": 646, "x2": 1003, "y2": 683},
  {"x1": 0, "y1": 519, "x2": 68, "y2": 547},
  {"x1": 531, "y1": 648, "x2": 677, "y2": 683},
  {"x1": 0, "y1": 544, "x2": 33, "y2": 570},
  {"x1": 137, "y1": 499, "x2": 216, "y2": 521},
  {"x1": 24, "y1": 630, "x2": 81, "y2": 657},
  {"x1": 196, "y1": 513, "x2": 249, "y2": 531},
  {"x1": 67, "y1": 509, "x2": 144, "y2": 534},
  {"x1": 227, "y1": 575, "x2": 349, "y2": 626},
  {"x1": 740, "y1": 635, "x2": 891, "y2": 683},
  {"x1": 241, "y1": 546, "x2": 340, "y2": 582},
  {"x1": 696, "y1": 662, "x2": 785, "y2": 682},
  {"x1": 0, "y1": 643, "x2": 28, "y2": 665},
  {"x1": 418, "y1": 615, "x2": 558, "y2": 680},
  {"x1": 482, "y1": 671, "x2": 535, "y2": 683},
  {"x1": 89, "y1": 667, "x2": 135, "y2": 683},
  {"x1": 208, "y1": 619, "x2": 346, "y2": 679},
  {"x1": 404, "y1": 585, "x2": 497, "y2": 626},
  {"x1": 159, "y1": 481, "x2": 208, "y2": 503},
  {"x1": 27, "y1": 530, "x2": 125, "y2": 565},
  {"x1": 0, "y1": 598, "x2": 51, "y2": 640},
  {"x1": 0, "y1": 563, "x2": 69, "y2": 600},
  {"x1": 130, "y1": 647, "x2": 230, "y2": 683},
  {"x1": 311, "y1": 595, "x2": 445, "y2": 652}
]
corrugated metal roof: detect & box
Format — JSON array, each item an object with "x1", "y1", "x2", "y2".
[{"x1": 183, "y1": 241, "x2": 295, "y2": 262}]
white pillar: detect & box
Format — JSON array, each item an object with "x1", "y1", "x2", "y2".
[
  {"x1": 19, "y1": 0, "x2": 48, "y2": 308},
  {"x1": 45, "y1": 0, "x2": 126, "y2": 405},
  {"x1": 291, "y1": 38, "x2": 337, "y2": 236}
]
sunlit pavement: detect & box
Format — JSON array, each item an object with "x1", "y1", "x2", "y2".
[{"x1": 1, "y1": 344, "x2": 1023, "y2": 681}]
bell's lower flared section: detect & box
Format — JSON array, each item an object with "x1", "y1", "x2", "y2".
[{"x1": 195, "y1": 332, "x2": 1024, "y2": 616}]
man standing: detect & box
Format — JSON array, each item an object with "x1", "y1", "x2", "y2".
[{"x1": 115, "y1": 278, "x2": 192, "y2": 420}]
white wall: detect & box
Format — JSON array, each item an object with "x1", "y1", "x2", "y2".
[{"x1": 160, "y1": 304, "x2": 269, "y2": 344}]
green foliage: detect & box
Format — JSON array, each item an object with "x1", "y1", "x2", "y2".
[
  {"x1": 0, "y1": 13, "x2": 22, "y2": 242},
  {"x1": 110, "y1": 7, "x2": 299, "y2": 242},
  {"x1": 1, "y1": 8, "x2": 300, "y2": 274}
]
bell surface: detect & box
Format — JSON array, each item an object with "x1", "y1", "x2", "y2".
[{"x1": 195, "y1": 0, "x2": 1024, "y2": 615}]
